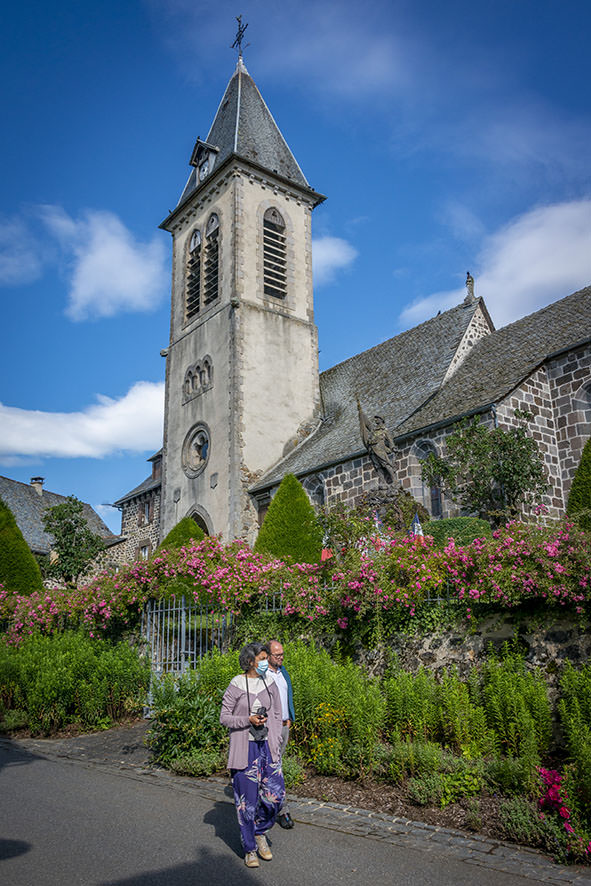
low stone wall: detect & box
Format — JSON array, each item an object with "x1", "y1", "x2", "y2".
[{"x1": 358, "y1": 613, "x2": 591, "y2": 688}]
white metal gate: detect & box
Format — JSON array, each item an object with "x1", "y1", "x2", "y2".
[{"x1": 142, "y1": 596, "x2": 234, "y2": 675}]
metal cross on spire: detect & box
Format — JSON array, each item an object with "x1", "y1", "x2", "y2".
[{"x1": 231, "y1": 15, "x2": 249, "y2": 58}]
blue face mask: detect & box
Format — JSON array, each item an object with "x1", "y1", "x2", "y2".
[{"x1": 255, "y1": 659, "x2": 269, "y2": 676}]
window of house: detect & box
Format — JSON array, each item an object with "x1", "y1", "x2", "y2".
[
  {"x1": 263, "y1": 208, "x2": 287, "y2": 299},
  {"x1": 186, "y1": 229, "x2": 201, "y2": 321},
  {"x1": 139, "y1": 544, "x2": 149, "y2": 561},
  {"x1": 203, "y1": 214, "x2": 219, "y2": 305}
]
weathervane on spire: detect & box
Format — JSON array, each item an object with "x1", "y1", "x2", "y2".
[{"x1": 231, "y1": 15, "x2": 249, "y2": 58}]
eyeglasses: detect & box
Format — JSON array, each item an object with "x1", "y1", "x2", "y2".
[{"x1": 271, "y1": 652, "x2": 284, "y2": 658}]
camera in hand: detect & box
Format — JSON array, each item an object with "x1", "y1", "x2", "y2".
[{"x1": 249, "y1": 706, "x2": 269, "y2": 741}]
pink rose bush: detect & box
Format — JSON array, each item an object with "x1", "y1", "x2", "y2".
[
  {"x1": 538, "y1": 767, "x2": 591, "y2": 861},
  {"x1": 1, "y1": 520, "x2": 590, "y2": 644}
]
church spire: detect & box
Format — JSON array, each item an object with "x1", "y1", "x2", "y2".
[{"x1": 174, "y1": 54, "x2": 314, "y2": 210}]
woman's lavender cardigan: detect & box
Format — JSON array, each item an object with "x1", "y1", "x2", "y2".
[{"x1": 220, "y1": 677, "x2": 283, "y2": 770}]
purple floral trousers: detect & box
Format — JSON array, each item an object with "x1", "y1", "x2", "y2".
[{"x1": 231, "y1": 739, "x2": 285, "y2": 853}]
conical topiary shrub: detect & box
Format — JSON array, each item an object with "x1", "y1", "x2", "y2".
[
  {"x1": 0, "y1": 495, "x2": 44, "y2": 595},
  {"x1": 157, "y1": 516, "x2": 206, "y2": 552},
  {"x1": 254, "y1": 473, "x2": 323, "y2": 564},
  {"x1": 568, "y1": 439, "x2": 591, "y2": 532}
]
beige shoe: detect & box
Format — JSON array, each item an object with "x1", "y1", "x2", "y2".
[
  {"x1": 255, "y1": 834, "x2": 273, "y2": 860},
  {"x1": 244, "y1": 851, "x2": 259, "y2": 868}
]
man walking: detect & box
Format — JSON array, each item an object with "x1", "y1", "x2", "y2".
[{"x1": 266, "y1": 640, "x2": 295, "y2": 829}]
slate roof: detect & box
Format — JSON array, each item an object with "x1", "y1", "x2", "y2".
[
  {"x1": 113, "y1": 474, "x2": 161, "y2": 508},
  {"x1": 177, "y1": 58, "x2": 311, "y2": 208},
  {"x1": 251, "y1": 298, "x2": 483, "y2": 491},
  {"x1": 0, "y1": 476, "x2": 121, "y2": 555},
  {"x1": 395, "y1": 286, "x2": 591, "y2": 439}
]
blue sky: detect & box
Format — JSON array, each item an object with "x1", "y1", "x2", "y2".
[{"x1": 1, "y1": 0, "x2": 591, "y2": 534}]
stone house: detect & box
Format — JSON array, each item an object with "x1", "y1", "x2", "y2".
[
  {"x1": 0, "y1": 475, "x2": 123, "y2": 576},
  {"x1": 115, "y1": 58, "x2": 591, "y2": 560}
]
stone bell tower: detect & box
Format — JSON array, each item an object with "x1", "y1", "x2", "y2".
[{"x1": 159, "y1": 55, "x2": 324, "y2": 543}]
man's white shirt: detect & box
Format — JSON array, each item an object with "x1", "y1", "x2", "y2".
[{"x1": 269, "y1": 667, "x2": 289, "y2": 720}]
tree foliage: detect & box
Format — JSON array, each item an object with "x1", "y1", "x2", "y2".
[
  {"x1": 42, "y1": 496, "x2": 105, "y2": 587},
  {"x1": 567, "y1": 438, "x2": 591, "y2": 532},
  {"x1": 421, "y1": 413, "x2": 547, "y2": 525},
  {"x1": 157, "y1": 516, "x2": 206, "y2": 552},
  {"x1": 0, "y1": 495, "x2": 44, "y2": 595},
  {"x1": 254, "y1": 473, "x2": 323, "y2": 564}
]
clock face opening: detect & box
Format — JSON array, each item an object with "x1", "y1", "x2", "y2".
[{"x1": 199, "y1": 161, "x2": 209, "y2": 181}]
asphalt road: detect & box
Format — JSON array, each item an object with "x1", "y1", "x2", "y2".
[{"x1": 0, "y1": 742, "x2": 553, "y2": 886}]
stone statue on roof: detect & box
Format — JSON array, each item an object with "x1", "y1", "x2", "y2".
[
  {"x1": 357, "y1": 397, "x2": 397, "y2": 486},
  {"x1": 465, "y1": 270, "x2": 475, "y2": 302}
]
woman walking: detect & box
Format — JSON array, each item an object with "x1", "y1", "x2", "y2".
[{"x1": 220, "y1": 642, "x2": 285, "y2": 867}]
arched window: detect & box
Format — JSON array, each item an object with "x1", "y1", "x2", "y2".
[
  {"x1": 204, "y1": 214, "x2": 219, "y2": 305},
  {"x1": 263, "y1": 207, "x2": 287, "y2": 299},
  {"x1": 416, "y1": 441, "x2": 442, "y2": 518},
  {"x1": 186, "y1": 229, "x2": 201, "y2": 321}
]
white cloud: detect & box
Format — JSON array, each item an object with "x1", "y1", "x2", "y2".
[
  {"x1": 312, "y1": 236, "x2": 358, "y2": 286},
  {"x1": 399, "y1": 199, "x2": 591, "y2": 329},
  {"x1": 0, "y1": 215, "x2": 44, "y2": 286},
  {"x1": 39, "y1": 206, "x2": 168, "y2": 321},
  {"x1": 0, "y1": 381, "x2": 164, "y2": 460}
]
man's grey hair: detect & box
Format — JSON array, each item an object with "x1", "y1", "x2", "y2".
[{"x1": 238, "y1": 642, "x2": 267, "y2": 673}]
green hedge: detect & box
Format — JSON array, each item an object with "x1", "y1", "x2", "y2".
[
  {"x1": 0, "y1": 496, "x2": 44, "y2": 596},
  {"x1": 157, "y1": 516, "x2": 206, "y2": 553},
  {"x1": 568, "y1": 439, "x2": 591, "y2": 532},
  {"x1": 427, "y1": 516, "x2": 492, "y2": 548},
  {"x1": 0, "y1": 631, "x2": 149, "y2": 735},
  {"x1": 255, "y1": 474, "x2": 323, "y2": 563}
]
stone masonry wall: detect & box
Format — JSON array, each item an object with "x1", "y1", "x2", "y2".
[
  {"x1": 119, "y1": 489, "x2": 161, "y2": 565},
  {"x1": 546, "y1": 342, "x2": 591, "y2": 503},
  {"x1": 496, "y1": 365, "x2": 564, "y2": 518}
]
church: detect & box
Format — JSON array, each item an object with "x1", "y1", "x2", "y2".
[{"x1": 113, "y1": 56, "x2": 591, "y2": 563}]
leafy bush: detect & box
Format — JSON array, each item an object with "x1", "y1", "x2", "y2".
[
  {"x1": 287, "y1": 641, "x2": 386, "y2": 776},
  {"x1": 558, "y1": 662, "x2": 591, "y2": 830},
  {"x1": 255, "y1": 474, "x2": 323, "y2": 564},
  {"x1": 0, "y1": 631, "x2": 148, "y2": 735},
  {"x1": 477, "y1": 652, "x2": 552, "y2": 761},
  {"x1": 383, "y1": 665, "x2": 494, "y2": 756},
  {"x1": 408, "y1": 772, "x2": 446, "y2": 806},
  {"x1": 282, "y1": 753, "x2": 306, "y2": 788},
  {"x1": 157, "y1": 517, "x2": 205, "y2": 552},
  {"x1": 427, "y1": 517, "x2": 491, "y2": 548},
  {"x1": 0, "y1": 497, "x2": 44, "y2": 596},
  {"x1": 568, "y1": 439, "x2": 591, "y2": 532},
  {"x1": 386, "y1": 738, "x2": 444, "y2": 783},
  {"x1": 167, "y1": 749, "x2": 226, "y2": 777},
  {"x1": 147, "y1": 669, "x2": 228, "y2": 767},
  {"x1": 499, "y1": 797, "x2": 570, "y2": 864},
  {"x1": 484, "y1": 756, "x2": 535, "y2": 796}
]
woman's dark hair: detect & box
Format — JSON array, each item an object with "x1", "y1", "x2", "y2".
[{"x1": 239, "y1": 642, "x2": 267, "y2": 673}]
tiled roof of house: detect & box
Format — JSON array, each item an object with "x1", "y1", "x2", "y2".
[
  {"x1": 177, "y1": 59, "x2": 311, "y2": 208},
  {"x1": 395, "y1": 286, "x2": 591, "y2": 439},
  {"x1": 0, "y1": 476, "x2": 121, "y2": 555},
  {"x1": 251, "y1": 298, "x2": 482, "y2": 491}
]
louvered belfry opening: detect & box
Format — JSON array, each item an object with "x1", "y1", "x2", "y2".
[
  {"x1": 203, "y1": 213, "x2": 220, "y2": 305},
  {"x1": 263, "y1": 208, "x2": 287, "y2": 298},
  {"x1": 186, "y1": 229, "x2": 201, "y2": 321}
]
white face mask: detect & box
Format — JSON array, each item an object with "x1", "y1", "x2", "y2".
[{"x1": 255, "y1": 659, "x2": 269, "y2": 676}]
